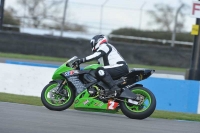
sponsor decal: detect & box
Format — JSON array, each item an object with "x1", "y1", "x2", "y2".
[
  {"x1": 83, "y1": 100, "x2": 89, "y2": 105},
  {"x1": 107, "y1": 100, "x2": 118, "y2": 110},
  {"x1": 94, "y1": 102, "x2": 104, "y2": 107},
  {"x1": 139, "y1": 74, "x2": 143, "y2": 80},
  {"x1": 98, "y1": 70, "x2": 105, "y2": 76},
  {"x1": 192, "y1": 1, "x2": 200, "y2": 19},
  {"x1": 74, "y1": 70, "x2": 79, "y2": 73},
  {"x1": 64, "y1": 70, "x2": 74, "y2": 76},
  {"x1": 99, "y1": 103, "x2": 104, "y2": 107},
  {"x1": 64, "y1": 70, "x2": 79, "y2": 77}
]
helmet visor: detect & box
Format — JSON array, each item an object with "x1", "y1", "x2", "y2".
[{"x1": 90, "y1": 39, "x2": 96, "y2": 51}]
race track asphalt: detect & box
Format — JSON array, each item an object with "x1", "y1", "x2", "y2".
[{"x1": 0, "y1": 102, "x2": 199, "y2": 133}]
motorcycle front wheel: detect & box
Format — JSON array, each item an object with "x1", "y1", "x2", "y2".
[
  {"x1": 120, "y1": 86, "x2": 156, "y2": 119},
  {"x1": 41, "y1": 81, "x2": 75, "y2": 111}
]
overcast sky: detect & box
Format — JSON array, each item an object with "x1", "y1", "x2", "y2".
[{"x1": 4, "y1": 0, "x2": 195, "y2": 34}]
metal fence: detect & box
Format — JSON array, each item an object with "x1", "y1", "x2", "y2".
[
  {"x1": 2, "y1": 0, "x2": 194, "y2": 46},
  {"x1": 108, "y1": 34, "x2": 193, "y2": 46}
]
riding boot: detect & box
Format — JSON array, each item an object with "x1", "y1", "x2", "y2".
[{"x1": 96, "y1": 68, "x2": 121, "y2": 96}]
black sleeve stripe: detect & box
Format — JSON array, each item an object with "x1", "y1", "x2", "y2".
[{"x1": 85, "y1": 50, "x2": 106, "y2": 62}]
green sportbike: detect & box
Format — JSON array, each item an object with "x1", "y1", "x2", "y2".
[{"x1": 41, "y1": 56, "x2": 156, "y2": 119}]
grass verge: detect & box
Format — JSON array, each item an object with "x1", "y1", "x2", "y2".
[
  {"x1": 0, "y1": 52, "x2": 68, "y2": 62},
  {"x1": 0, "y1": 52, "x2": 186, "y2": 72},
  {"x1": 0, "y1": 92, "x2": 199, "y2": 122}
]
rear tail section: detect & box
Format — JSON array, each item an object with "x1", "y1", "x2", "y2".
[{"x1": 125, "y1": 68, "x2": 155, "y2": 84}]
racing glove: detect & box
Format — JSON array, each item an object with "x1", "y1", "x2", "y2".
[{"x1": 73, "y1": 58, "x2": 85, "y2": 66}]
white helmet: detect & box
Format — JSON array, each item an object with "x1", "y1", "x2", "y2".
[{"x1": 90, "y1": 34, "x2": 107, "y2": 52}]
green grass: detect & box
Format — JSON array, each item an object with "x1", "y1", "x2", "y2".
[
  {"x1": 0, "y1": 92, "x2": 43, "y2": 106},
  {"x1": 0, "y1": 52, "x2": 186, "y2": 72},
  {"x1": 151, "y1": 110, "x2": 200, "y2": 122},
  {"x1": 0, "y1": 52, "x2": 68, "y2": 62},
  {"x1": 1, "y1": 92, "x2": 199, "y2": 122}
]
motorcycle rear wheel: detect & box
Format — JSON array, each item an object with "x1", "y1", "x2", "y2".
[
  {"x1": 41, "y1": 82, "x2": 75, "y2": 111},
  {"x1": 120, "y1": 86, "x2": 156, "y2": 119}
]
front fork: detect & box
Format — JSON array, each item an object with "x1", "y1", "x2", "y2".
[
  {"x1": 49, "y1": 80, "x2": 67, "y2": 96},
  {"x1": 56, "y1": 80, "x2": 67, "y2": 93}
]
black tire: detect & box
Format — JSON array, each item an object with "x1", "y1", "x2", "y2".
[
  {"x1": 120, "y1": 86, "x2": 156, "y2": 119},
  {"x1": 41, "y1": 82, "x2": 75, "y2": 111}
]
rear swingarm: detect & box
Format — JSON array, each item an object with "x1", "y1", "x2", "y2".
[{"x1": 119, "y1": 84, "x2": 143, "y2": 100}]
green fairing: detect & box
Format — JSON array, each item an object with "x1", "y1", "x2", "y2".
[
  {"x1": 52, "y1": 63, "x2": 73, "y2": 80},
  {"x1": 74, "y1": 90, "x2": 106, "y2": 109},
  {"x1": 52, "y1": 64, "x2": 101, "y2": 80},
  {"x1": 84, "y1": 64, "x2": 102, "y2": 70},
  {"x1": 51, "y1": 63, "x2": 118, "y2": 112},
  {"x1": 74, "y1": 90, "x2": 118, "y2": 113}
]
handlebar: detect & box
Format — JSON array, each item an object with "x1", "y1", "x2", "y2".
[{"x1": 70, "y1": 62, "x2": 80, "y2": 70}]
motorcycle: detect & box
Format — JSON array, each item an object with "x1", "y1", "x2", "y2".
[{"x1": 41, "y1": 56, "x2": 156, "y2": 119}]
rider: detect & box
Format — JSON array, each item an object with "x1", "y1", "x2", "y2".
[{"x1": 73, "y1": 34, "x2": 129, "y2": 96}]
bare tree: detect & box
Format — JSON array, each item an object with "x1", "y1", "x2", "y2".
[
  {"x1": 17, "y1": 0, "x2": 62, "y2": 28},
  {"x1": 148, "y1": 3, "x2": 186, "y2": 32},
  {"x1": 17, "y1": 0, "x2": 87, "y2": 32},
  {"x1": 175, "y1": 8, "x2": 186, "y2": 32},
  {"x1": 53, "y1": 23, "x2": 87, "y2": 32}
]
